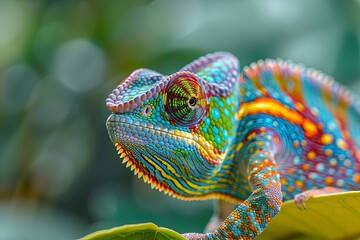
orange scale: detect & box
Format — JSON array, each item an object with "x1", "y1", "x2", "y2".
[{"x1": 325, "y1": 176, "x2": 334, "y2": 185}]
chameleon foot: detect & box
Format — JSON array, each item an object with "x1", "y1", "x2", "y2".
[
  {"x1": 294, "y1": 192, "x2": 309, "y2": 210},
  {"x1": 294, "y1": 187, "x2": 346, "y2": 210}
]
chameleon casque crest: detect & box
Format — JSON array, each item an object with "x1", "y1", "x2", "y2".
[{"x1": 106, "y1": 52, "x2": 360, "y2": 239}]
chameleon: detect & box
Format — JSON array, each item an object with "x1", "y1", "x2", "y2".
[{"x1": 105, "y1": 52, "x2": 360, "y2": 239}]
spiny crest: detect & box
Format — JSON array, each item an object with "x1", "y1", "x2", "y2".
[{"x1": 243, "y1": 59, "x2": 360, "y2": 115}]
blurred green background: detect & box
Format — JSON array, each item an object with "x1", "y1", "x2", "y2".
[{"x1": 0, "y1": 0, "x2": 359, "y2": 239}]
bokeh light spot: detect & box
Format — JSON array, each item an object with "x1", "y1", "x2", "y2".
[
  {"x1": 52, "y1": 39, "x2": 107, "y2": 93},
  {"x1": 0, "y1": 0, "x2": 23, "y2": 46},
  {"x1": 88, "y1": 185, "x2": 118, "y2": 220},
  {"x1": 0, "y1": 64, "x2": 39, "y2": 114}
]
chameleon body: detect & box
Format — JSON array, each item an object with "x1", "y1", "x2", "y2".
[{"x1": 106, "y1": 52, "x2": 360, "y2": 239}]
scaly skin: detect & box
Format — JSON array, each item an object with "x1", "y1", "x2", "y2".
[{"x1": 106, "y1": 52, "x2": 360, "y2": 239}]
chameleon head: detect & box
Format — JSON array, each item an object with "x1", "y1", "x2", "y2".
[{"x1": 106, "y1": 52, "x2": 240, "y2": 199}]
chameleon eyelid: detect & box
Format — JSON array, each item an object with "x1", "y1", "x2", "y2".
[{"x1": 164, "y1": 72, "x2": 208, "y2": 127}]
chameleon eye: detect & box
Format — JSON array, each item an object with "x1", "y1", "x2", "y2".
[
  {"x1": 142, "y1": 105, "x2": 152, "y2": 117},
  {"x1": 188, "y1": 97, "x2": 197, "y2": 107},
  {"x1": 164, "y1": 72, "x2": 208, "y2": 127}
]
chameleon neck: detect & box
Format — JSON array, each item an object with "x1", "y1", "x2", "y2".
[{"x1": 209, "y1": 146, "x2": 252, "y2": 202}]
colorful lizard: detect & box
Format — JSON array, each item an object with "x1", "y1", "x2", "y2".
[{"x1": 105, "y1": 52, "x2": 360, "y2": 239}]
